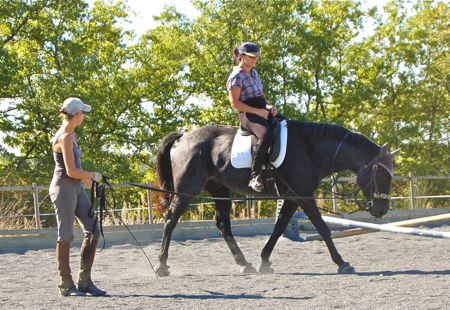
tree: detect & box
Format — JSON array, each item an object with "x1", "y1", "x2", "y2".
[{"x1": 1, "y1": 0, "x2": 146, "y2": 184}]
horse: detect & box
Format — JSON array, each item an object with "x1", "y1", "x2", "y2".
[{"x1": 155, "y1": 120, "x2": 398, "y2": 276}]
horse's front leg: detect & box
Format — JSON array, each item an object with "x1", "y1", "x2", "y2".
[
  {"x1": 259, "y1": 199, "x2": 297, "y2": 273},
  {"x1": 301, "y1": 201, "x2": 355, "y2": 274}
]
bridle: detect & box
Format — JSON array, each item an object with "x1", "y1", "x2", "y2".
[
  {"x1": 331, "y1": 133, "x2": 393, "y2": 213},
  {"x1": 355, "y1": 155, "x2": 393, "y2": 211}
]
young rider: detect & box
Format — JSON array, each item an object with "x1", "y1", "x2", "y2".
[{"x1": 227, "y1": 42, "x2": 278, "y2": 192}]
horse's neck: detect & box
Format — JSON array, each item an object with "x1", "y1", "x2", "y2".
[
  {"x1": 289, "y1": 121, "x2": 379, "y2": 177},
  {"x1": 329, "y1": 141, "x2": 379, "y2": 175}
]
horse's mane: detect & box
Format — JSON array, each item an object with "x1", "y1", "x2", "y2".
[{"x1": 291, "y1": 121, "x2": 378, "y2": 150}]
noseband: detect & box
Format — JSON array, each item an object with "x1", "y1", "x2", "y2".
[{"x1": 356, "y1": 156, "x2": 393, "y2": 210}]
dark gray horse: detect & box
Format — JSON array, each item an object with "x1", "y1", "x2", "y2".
[{"x1": 155, "y1": 120, "x2": 398, "y2": 276}]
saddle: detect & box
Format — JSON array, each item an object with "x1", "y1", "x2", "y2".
[{"x1": 231, "y1": 118, "x2": 288, "y2": 169}]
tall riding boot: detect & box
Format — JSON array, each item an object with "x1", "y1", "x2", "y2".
[
  {"x1": 56, "y1": 241, "x2": 85, "y2": 296},
  {"x1": 249, "y1": 143, "x2": 268, "y2": 192},
  {"x1": 77, "y1": 238, "x2": 107, "y2": 296}
]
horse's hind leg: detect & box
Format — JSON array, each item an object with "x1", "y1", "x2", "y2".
[
  {"x1": 205, "y1": 182, "x2": 256, "y2": 274},
  {"x1": 156, "y1": 196, "x2": 188, "y2": 277}
]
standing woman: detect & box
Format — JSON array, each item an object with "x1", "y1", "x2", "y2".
[
  {"x1": 227, "y1": 42, "x2": 278, "y2": 192},
  {"x1": 49, "y1": 97, "x2": 106, "y2": 297}
]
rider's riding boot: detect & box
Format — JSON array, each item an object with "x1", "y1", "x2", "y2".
[
  {"x1": 56, "y1": 241, "x2": 85, "y2": 297},
  {"x1": 249, "y1": 143, "x2": 268, "y2": 192},
  {"x1": 77, "y1": 238, "x2": 107, "y2": 296}
]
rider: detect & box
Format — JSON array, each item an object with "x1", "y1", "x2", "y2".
[
  {"x1": 49, "y1": 97, "x2": 106, "y2": 297},
  {"x1": 227, "y1": 42, "x2": 278, "y2": 192}
]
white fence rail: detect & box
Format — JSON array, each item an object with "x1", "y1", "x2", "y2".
[{"x1": 1, "y1": 175, "x2": 449, "y2": 229}]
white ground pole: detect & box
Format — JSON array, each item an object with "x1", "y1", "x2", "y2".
[
  {"x1": 321, "y1": 215, "x2": 450, "y2": 239},
  {"x1": 305, "y1": 213, "x2": 450, "y2": 241},
  {"x1": 274, "y1": 202, "x2": 450, "y2": 241}
]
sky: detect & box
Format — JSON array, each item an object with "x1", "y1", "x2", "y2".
[
  {"x1": 88, "y1": 0, "x2": 394, "y2": 39},
  {"x1": 87, "y1": 0, "x2": 200, "y2": 38}
]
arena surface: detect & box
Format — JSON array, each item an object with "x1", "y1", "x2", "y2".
[{"x1": 1, "y1": 226, "x2": 449, "y2": 309}]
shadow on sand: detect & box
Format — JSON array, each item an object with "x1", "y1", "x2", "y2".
[
  {"x1": 111, "y1": 290, "x2": 312, "y2": 300},
  {"x1": 284, "y1": 269, "x2": 450, "y2": 277}
]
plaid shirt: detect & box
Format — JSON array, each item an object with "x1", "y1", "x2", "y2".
[{"x1": 226, "y1": 66, "x2": 264, "y2": 102}]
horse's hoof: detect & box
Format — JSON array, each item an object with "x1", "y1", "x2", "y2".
[
  {"x1": 241, "y1": 263, "x2": 257, "y2": 274},
  {"x1": 155, "y1": 264, "x2": 170, "y2": 277},
  {"x1": 338, "y1": 262, "x2": 355, "y2": 274},
  {"x1": 258, "y1": 261, "x2": 274, "y2": 274}
]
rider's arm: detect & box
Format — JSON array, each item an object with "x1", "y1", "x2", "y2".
[{"x1": 228, "y1": 88, "x2": 269, "y2": 119}]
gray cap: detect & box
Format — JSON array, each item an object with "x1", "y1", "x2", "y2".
[{"x1": 60, "y1": 97, "x2": 92, "y2": 115}]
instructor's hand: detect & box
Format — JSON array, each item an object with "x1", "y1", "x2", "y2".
[{"x1": 92, "y1": 172, "x2": 102, "y2": 183}]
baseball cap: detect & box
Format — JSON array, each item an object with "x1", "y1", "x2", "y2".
[
  {"x1": 60, "y1": 97, "x2": 92, "y2": 115},
  {"x1": 238, "y1": 42, "x2": 261, "y2": 57}
]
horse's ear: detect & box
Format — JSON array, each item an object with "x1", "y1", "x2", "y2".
[
  {"x1": 380, "y1": 143, "x2": 389, "y2": 156},
  {"x1": 389, "y1": 148, "x2": 401, "y2": 158}
]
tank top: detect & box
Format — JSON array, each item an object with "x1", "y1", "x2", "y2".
[{"x1": 51, "y1": 132, "x2": 82, "y2": 180}]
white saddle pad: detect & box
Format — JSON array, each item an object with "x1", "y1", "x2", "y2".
[{"x1": 231, "y1": 120, "x2": 288, "y2": 169}]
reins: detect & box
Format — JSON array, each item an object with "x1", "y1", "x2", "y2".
[
  {"x1": 263, "y1": 165, "x2": 343, "y2": 216},
  {"x1": 127, "y1": 181, "x2": 369, "y2": 207},
  {"x1": 90, "y1": 176, "x2": 160, "y2": 278}
]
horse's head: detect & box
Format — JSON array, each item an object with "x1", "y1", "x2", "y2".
[{"x1": 356, "y1": 144, "x2": 399, "y2": 218}]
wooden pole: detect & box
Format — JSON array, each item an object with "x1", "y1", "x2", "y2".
[
  {"x1": 409, "y1": 173, "x2": 416, "y2": 209},
  {"x1": 331, "y1": 179, "x2": 337, "y2": 213},
  {"x1": 146, "y1": 180, "x2": 154, "y2": 224},
  {"x1": 306, "y1": 213, "x2": 450, "y2": 241}
]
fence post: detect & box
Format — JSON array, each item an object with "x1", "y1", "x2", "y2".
[
  {"x1": 331, "y1": 178, "x2": 338, "y2": 213},
  {"x1": 408, "y1": 173, "x2": 416, "y2": 209},
  {"x1": 251, "y1": 199, "x2": 256, "y2": 219},
  {"x1": 246, "y1": 195, "x2": 252, "y2": 219},
  {"x1": 246, "y1": 196, "x2": 256, "y2": 219},
  {"x1": 32, "y1": 182, "x2": 41, "y2": 229},
  {"x1": 146, "y1": 180, "x2": 154, "y2": 224}
]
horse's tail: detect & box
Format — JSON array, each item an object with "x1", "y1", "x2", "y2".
[{"x1": 157, "y1": 131, "x2": 184, "y2": 211}]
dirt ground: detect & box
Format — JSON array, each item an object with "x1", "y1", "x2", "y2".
[{"x1": 1, "y1": 225, "x2": 449, "y2": 310}]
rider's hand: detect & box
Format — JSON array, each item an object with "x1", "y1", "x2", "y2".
[
  {"x1": 258, "y1": 109, "x2": 270, "y2": 119},
  {"x1": 92, "y1": 172, "x2": 102, "y2": 183},
  {"x1": 269, "y1": 106, "x2": 278, "y2": 116},
  {"x1": 266, "y1": 105, "x2": 277, "y2": 116}
]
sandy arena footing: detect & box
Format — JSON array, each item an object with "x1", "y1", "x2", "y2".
[{"x1": 1, "y1": 225, "x2": 449, "y2": 309}]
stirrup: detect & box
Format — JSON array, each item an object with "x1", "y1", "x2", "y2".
[{"x1": 249, "y1": 175, "x2": 264, "y2": 192}]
